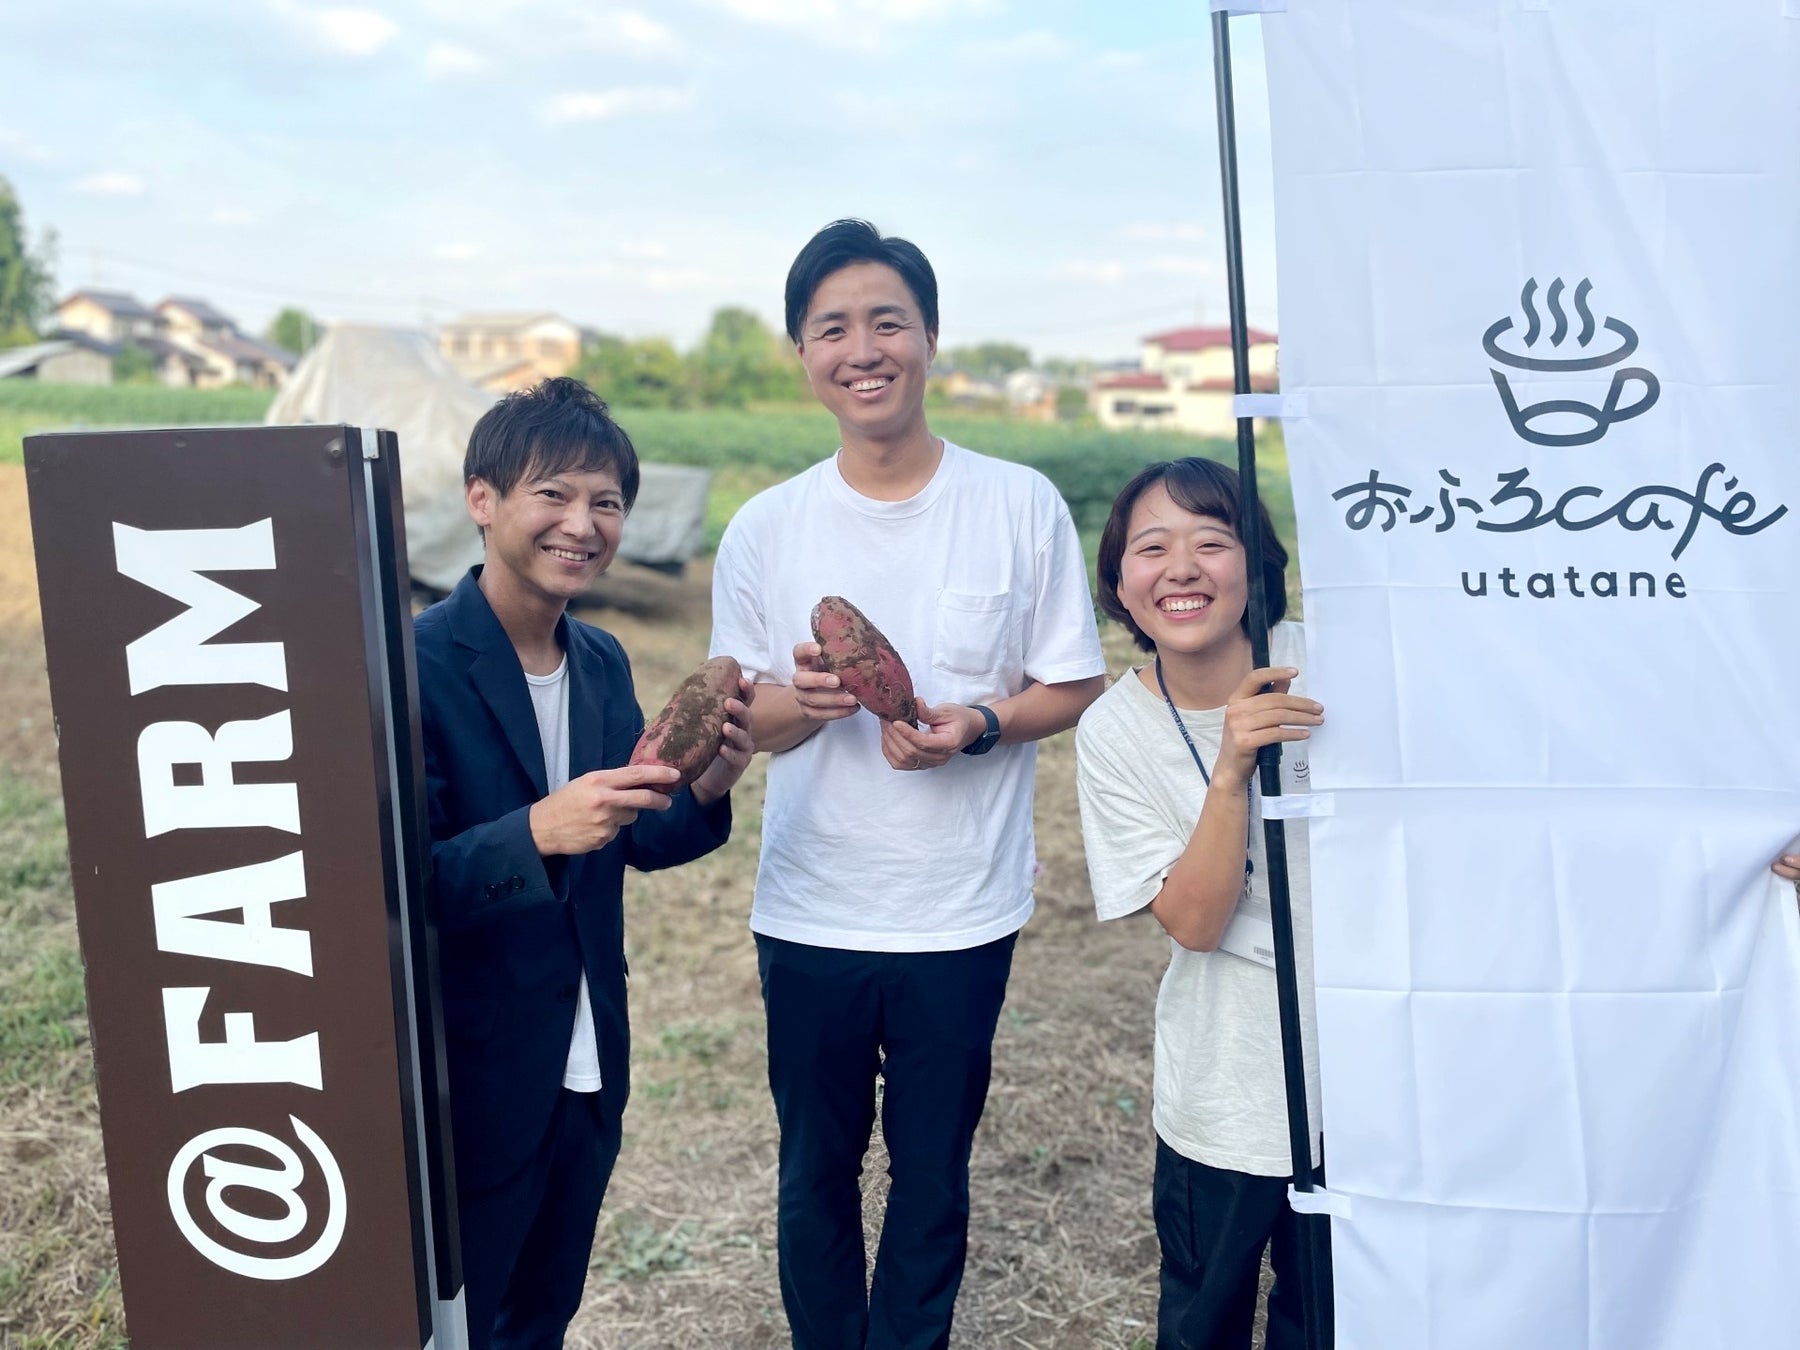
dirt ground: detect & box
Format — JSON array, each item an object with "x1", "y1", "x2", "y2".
[{"x1": 0, "y1": 461, "x2": 1264, "y2": 1348}]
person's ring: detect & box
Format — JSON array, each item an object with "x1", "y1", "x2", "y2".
[{"x1": 912, "y1": 756, "x2": 922, "y2": 769}]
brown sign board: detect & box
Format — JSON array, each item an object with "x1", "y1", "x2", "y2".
[{"x1": 24, "y1": 425, "x2": 463, "y2": 1349}]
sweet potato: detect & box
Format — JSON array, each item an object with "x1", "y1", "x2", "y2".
[
  {"x1": 629, "y1": 655, "x2": 742, "y2": 788},
  {"x1": 811, "y1": 595, "x2": 917, "y2": 724}
]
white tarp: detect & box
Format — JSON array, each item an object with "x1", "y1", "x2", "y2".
[
  {"x1": 1258, "y1": 4, "x2": 1800, "y2": 1346},
  {"x1": 267, "y1": 325, "x2": 711, "y2": 591}
]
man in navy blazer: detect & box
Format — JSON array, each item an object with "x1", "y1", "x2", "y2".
[{"x1": 416, "y1": 377, "x2": 751, "y2": 1349}]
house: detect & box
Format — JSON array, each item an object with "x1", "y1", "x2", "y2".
[
  {"x1": 131, "y1": 336, "x2": 213, "y2": 386},
  {"x1": 156, "y1": 298, "x2": 296, "y2": 389},
  {"x1": 1002, "y1": 369, "x2": 1060, "y2": 423},
  {"x1": 439, "y1": 312, "x2": 592, "y2": 392},
  {"x1": 932, "y1": 368, "x2": 1004, "y2": 407},
  {"x1": 1090, "y1": 325, "x2": 1278, "y2": 436},
  {"x1": 157, "y1": 296, "x2": 237, "y2": 344},
  {"x1": 0, "y1": 339, "x2": 114, "y2": 384},
  {"x1": 54, "y1": 290, "x2": 161, "y2": 344},
  {"x1": 50, "y1": 289, "x2": 292, "y2": 387}
]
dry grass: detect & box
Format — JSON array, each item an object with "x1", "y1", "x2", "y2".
[
  {"x1": 0, "y1": 461, "x2": 1236, "y2": 1349},
  {"x1": 563, "y1": 588, "x2": 1173, "y2": 1350},
  {"x1": 0, "y1": 467, "x2": 124, "y2": 1350}
]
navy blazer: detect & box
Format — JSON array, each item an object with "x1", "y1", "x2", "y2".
[{"x1": 416, "y1": 569, "x2": 730, "y2": 1190}]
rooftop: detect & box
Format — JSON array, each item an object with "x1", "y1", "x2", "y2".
[
  {"x1": 1095, "y1": 372, "x2": 1170, "y2": 390},
  {"x1": 59, "y1": 290, "x2": 156, "y2": 320},
  {"x1": 158, "y1": 296, "x2": 237, "y2": 328},
  {"x1": 440, "y1": 311, "x2": 573, "y2": 332},
  {"x1": 1145, "y1": 324, "x2": 1277, "y2": 352},
  {"x1": 0, "y1": 341, "x2": 85, "y2": 379}
]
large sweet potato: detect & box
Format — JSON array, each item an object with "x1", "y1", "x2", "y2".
[
  {"x1": 629, "y1": 655, "x2": 742, "y2": 788},
  {"x1": 811, "y1": 595, "x2": 917, "y2": 724}
]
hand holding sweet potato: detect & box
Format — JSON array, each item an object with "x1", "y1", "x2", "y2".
[
  {"x1": 810, "y1": 595, "x2": 917, "y2": 726},
  {"x1": 630, "y1": 656, "x2": 745, "y2": 788}
]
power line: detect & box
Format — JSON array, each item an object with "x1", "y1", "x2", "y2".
[{"x1": 67, "y1": 244, "x2": 461, "y2": 315}]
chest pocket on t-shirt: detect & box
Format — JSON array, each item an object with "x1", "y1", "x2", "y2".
[{"x1": 931, "y1": 588, "x2": 1021, "y2": 700}]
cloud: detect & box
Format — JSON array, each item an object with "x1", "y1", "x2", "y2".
[
  {"x1": 269, "y1": 2, "x2": 399, "y2": 58},
  {"x1": 618, "y1": 240, "x2": 671, "y2": 260},
  {"x1": 0, "y1": 128, "x2": 52, "y2": 163},
  {"x1": 211, "y1": 207, "x2": 259, "y2": 226},
  {"x1": 1096, "y1": 50, "x2": 1147, "y2": 71},
  {"x1": 542, "y1": 86, "x2": 694, "y2": 124},
  {"x1": 642, "y1": 266, "x2": 712, "y2": 292},
  {"x1": 1119, "y1": 222, "x2": 1208, "y2": 244},
  {"x1": 1051, "y1": 260, "x2": 1127, "y2": 285},
  {"x1": 699, "y1": 0, "x2": 990, "y2": 43},
  {"x1": 434, "y1": 242, "x2": 480, "y2": 261},
  {"x1": 578, "y1": 9, "x2": 681, "y2": 55},
  {"x1": 424, "y1": 41, "x2": 485, "y2": 77},
  {"x1": 73, "y1": 171, "x2": 146, "y2": 197},
  {"x1": 1146, "y1": 255, "x2": 1212, "y2": 279},
  {"x1": 959, "y1": 30, "x2": 1072, "y2": 65},
  {"x1": 1050, "y1": 253, "x2": 1211, "y2": 285}
]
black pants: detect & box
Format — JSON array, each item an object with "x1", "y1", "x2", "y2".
[
  {"x1": 457, "y1": 1088, "x2": 623, "y2": 1350},
  {"x1": 1152, "y1": 1136, "x2": 1331, "y2": 1350},
  {"x1": 755, "y1": 932, "x2": 1017, "y2": 1350}
]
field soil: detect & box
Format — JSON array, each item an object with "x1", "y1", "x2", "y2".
[{"x1": 0, "y1": 461, "x2": 1271, "y2": 1348}]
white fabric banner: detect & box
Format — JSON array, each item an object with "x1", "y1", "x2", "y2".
[{"x1": 1259, "y1": 4, "x2": 1800, "y2": 1347}]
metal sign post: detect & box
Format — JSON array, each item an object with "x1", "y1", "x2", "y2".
[
  {"x1": 24, "y1": 425, "x2": 464, "y2": 1349},
  {"x1": 1210, "y1": 11, "x2": 1335, "y2": 1350}
]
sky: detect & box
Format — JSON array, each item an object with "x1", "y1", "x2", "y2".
[{"x1": 0, "y1": 0, "x2": 1279, "y2": 363}]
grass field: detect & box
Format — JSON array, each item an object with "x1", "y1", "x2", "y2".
[
  {"x1": 0, "y1": 384, "x2": 1297, "y2": 598},
  {"x1": 0, "y1": 387, "x2": 1300, "y2": 1347},
  {"x1": 0, "y1": 458, "x2": 1220, "y2": 1349},
  {"x1": 0, "y1": 384, "x2": 273, "y2": 471}
]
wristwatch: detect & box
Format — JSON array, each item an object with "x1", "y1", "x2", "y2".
[{"x1": 960, "y1": 704, "x2": 1001, "y2": 756}]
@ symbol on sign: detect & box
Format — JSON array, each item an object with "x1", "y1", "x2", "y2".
[{"x1": 1482, "y1": 277, "x2": 1659, "y2": 448}]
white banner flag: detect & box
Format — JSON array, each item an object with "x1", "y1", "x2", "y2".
[{"x1": 1259, "y1": 3, "x2": 1800, "y2": 1347}]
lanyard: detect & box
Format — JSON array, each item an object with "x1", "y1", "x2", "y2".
[
  {"x1": 1154, "y1": 656, "x2": 1255, "y2": 877},
  {"x1": 1153, "y1": 655, "x2": 1220, "y2": 786}
]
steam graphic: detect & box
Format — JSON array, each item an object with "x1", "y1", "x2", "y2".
[{"x1": 1483, "y1": 277, "x2": 1659, "y2": 446}]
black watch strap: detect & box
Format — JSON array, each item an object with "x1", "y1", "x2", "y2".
[{"x1": 961, "y1": 703, "x2": 1002, "y2": 756}]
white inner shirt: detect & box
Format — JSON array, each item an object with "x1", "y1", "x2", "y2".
[{"x1": 525, "y1": 657, "x2": 601, "y2": 1093}]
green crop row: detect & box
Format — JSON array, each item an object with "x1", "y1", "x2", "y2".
[{"x1": 0, "y1": 386, "x2": 1295, "y2": 557}]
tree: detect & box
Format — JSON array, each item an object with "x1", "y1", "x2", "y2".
[
  {"x1": 0, "y1": 174, "x2": 56, "y2": 346},
  {"x1": 267, "y1": 306, "x2": 321, "y2": 356},
  {"x1": 575, "y1": 334, "x2": 693, "y2": 409},
  {"x1": 112, "y1": 342, "x2": 159, "y2": 384},
  {"x1": 1040, "y1": 355, "x2": 1095, "y2": 382},
  {"x1": 942, "y1": 342, "x2": 1032, "y2": 382},
  {"x1": 690, "y1": 306, "x2": 806, "y2": 407},
  {"x1": 1055, "y1": 383, "x2": 1092, "y2": 422}
]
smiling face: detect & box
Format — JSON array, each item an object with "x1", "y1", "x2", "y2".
[
  {"x1": 466, "y1": 462, "x2": 625, "y2": 618},
  {"x1": 1116, "y1": 481, "x2": 1251, "y2": 662},
  {"x1": 796, "y1": 260, "x2": 937, "y2": 449}
]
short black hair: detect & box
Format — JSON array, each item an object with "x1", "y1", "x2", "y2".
[
  {"x1": 784, "y1": 218, "x2": 939, "y2": 344},
  {"x1": 1096, "y1": 457, "x2": 1289, "y2": 653},
  {"x1": 463, "y1": 375, "x2": 640, "y2": 510}
]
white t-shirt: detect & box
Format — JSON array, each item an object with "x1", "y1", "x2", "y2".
[
  {"x1": 710, "y1": 440, "x2": 1105, "y2": 952},
  {"x1": 525, "y1": 658, "x2": 602, "y2": 1094},
  {"x1": 1075, "y1": 621, "x2": 1320, "y2": 1175}
]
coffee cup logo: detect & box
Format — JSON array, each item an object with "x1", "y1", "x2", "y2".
[{"x1": 1483, "y1": 277, "x2": 1659, "y2": 446}]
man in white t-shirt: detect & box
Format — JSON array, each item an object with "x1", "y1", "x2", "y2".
[
  {"x1": 417, "y1": 377, "x2": 752, "y2": 1349},
  {"x1": 710, "y1": 220, "x2": 1107, "y2": 1349}
]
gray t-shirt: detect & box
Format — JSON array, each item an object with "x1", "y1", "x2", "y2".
[{"x1": 1075, "y1": 621, "x2": 1320, "y2": 1175}]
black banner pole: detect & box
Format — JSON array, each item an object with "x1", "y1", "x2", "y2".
[{"x1": 1210, "y1": 12, "x2": 1333, "y2": 1350}]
